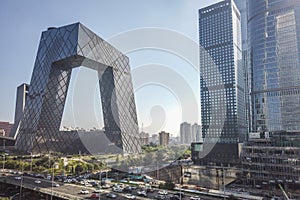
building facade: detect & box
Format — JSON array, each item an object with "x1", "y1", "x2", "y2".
[
  {"x1": 192, "y1": 123, "x2": 202, "y2": 142},
  {"x1": 180, "y1": 122, "x2": 192, "y2": 144},
  {"x1": 9, "y1": 83, "x2": 29, "y2": 138},
  {"x1": 248, "y1": 0, "x2": 300, "y2": 132},
  {"x1": 241, "y1": 131, "x2": 300, "y2": 192},
  {"x1": 15, "y1": 23, "x2": 141, "y2": 154},
  {"x1": 0, "y1": 122, "x2": 13, "y2": 137},
  {"x1": 159, "y1": 131, "x2": 170, "y2": 146},
  {"x1": 140, "y1": 131, "x2": 149, "y2": 146},
  {"x1": 199, "y1": 0, "x2": 247, "y2": 163},
  {"x1": 200, "y1": 0, "x2": 247, "y2": 144},
  {"x1": 233, "y1": 0, "x2": 248, "y2": 51}
]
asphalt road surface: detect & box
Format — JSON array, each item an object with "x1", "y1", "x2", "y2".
[{"x1": 1, "y1": 174, "x2": 222, "y2": 200}]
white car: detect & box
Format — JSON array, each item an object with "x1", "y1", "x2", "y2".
[
  {"x1": 158, "y1": 190, "x2": 168, "y2": 195},
  {"x1": 125, "y1": 194, "x2": 136, "y2": 199},
  {"x1": 85, "y1": 182, "x2": 93, "y2": 187},
  {"x1": 34, "y1": 180, "x2": 41, "y2": 184},
  {"x1": 113, "y1": 187, "x2": 123, "y2": 193},
  {"x1": 52, "y1": 183, "x2": 60, "y2": 187},
  {"x1": 101, "y1": 184, "x2": 111, "y2": 189},
  {"x1": 137, "y1": 190, "x2": 147, "y2": 197},
  {"x1": 93, "y1": 188, "x2": 103, "y2": 193},
  {"x1": 80, "y1": 189, "x2": 89, "y2": 194},
  {"x1": 14, "y1": 176, "x2": 22, "y2": 180},
  {"x1": 190, "y1": 196, "x2": 201, "y2": 200}
]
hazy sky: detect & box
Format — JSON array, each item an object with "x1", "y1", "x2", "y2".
[{"x1": 0, "y1": 0, "x2": 219, "y2": 136}]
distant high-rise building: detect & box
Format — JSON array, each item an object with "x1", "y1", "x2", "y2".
[
  {"x1": 198, "y1": 0, "x2": 246, "y2": 164},
  {"x1": 191, "y1": 123, "x2": 202, "y2": 142},
  {"x1": 180, "y1": 122, "x2": 192, "y2": 144},
  {"x1": 248, "y1": 0, "x2": 300, "y2": 132},
  {"x1": 150, "y1": 134, "x2": 158, "y2": 145},
  {"x1": 234, "y1": 0, "x2": 251, "y2": 135},
  {"x1": 10, "y1": 83, "x2": 29, "y2": 138},
  {"x1": 140, "y1": 131, "x2": 149, "y2": 146},
  {"x1": 233, "y1": 0, "x2": 247, "y2": 50},
  {"x1": 159, "y1": 131, "x2": 170, "y2": 146}
]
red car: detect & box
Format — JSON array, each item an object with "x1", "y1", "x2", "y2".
[{"x1": 90, "y1": 193, "x2": 100, "y2": 199}]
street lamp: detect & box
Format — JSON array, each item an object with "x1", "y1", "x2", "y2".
[
  {"x1": 178, "y1": 174, "x2": 185, "y2": 200},
  {"x1": 19, "y1": 164, "x2": 24, "y2": 200},
  {"x1": 2, "y1": 139, "x2": 6, "y2": 175},
  {"x1": 10, "y1": 193, "x2": 19, "y2": 200},
  {"x1": 50, "y1": 162, "x2": 58, "y2": 200},
  {"x1": 30, "y1": 152, "x2": 33, "y2": 172},
  {"x1": 98, "y1": 170, "x2": 102, "y2": 200}
]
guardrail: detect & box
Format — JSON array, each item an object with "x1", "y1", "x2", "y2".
[{"x1": 0, "y1": 177, "x2": 83, "y2": 200}]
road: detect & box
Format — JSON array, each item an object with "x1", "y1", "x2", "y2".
[{"x1": 0, "y1": 174, "x2": 223, "y2": 200}]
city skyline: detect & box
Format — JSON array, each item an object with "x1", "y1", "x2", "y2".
[{"x1": 0, "y1": 0, "x2": 221, "y2": 137}]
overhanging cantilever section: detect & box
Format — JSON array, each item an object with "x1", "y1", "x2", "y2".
[{"x1": 15, "y1": 22, "x2": 141, "y2": 154}]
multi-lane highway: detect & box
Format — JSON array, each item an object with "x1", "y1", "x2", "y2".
[{"x1": 0, "y1": 174, "x2": 225, "y2": 200}]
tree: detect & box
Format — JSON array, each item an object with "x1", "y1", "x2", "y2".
[
  {"x1": 159, "y1": 180, "x2": 175, "y2": 190},
  {"x1": 75, "y1": 164, "x2": 84, "y2": 175}
]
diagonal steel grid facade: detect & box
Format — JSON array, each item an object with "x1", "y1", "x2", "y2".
[{"x1": 15, "y1": 23, "x2": 141, "y2": 154}]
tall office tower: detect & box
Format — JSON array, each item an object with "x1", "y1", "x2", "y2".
[
  {"x1": 234, "y1": 0, "x2": 251, "y2": 135},
  {"x1": 9, "y1": 83, "x2": 29, "y2": 138},
  {"x1": 198, "y1": 0, "x2": 246, "y2": 164},
  {"x1": 180, "y1": 122, "x2": 192, "y2": 144},
  {"x1": 191, "y1": 123, "x2": 202, "y2": 142},
  {"x1": 159, "y1": 131, "x2": 170, "y2": 146},
  {"x1": 233, "y1": 0, "x2": 247, "y2": 50},
  {"x1": 248, "y1": 0, "x2": 300, "y2": 132}
]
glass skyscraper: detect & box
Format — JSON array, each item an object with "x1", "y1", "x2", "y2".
[
  {"x1": 248, "y1": 0, "x2": 300, "y2": 132},
  {"x1": 234, "y1": 0, "x2": 248, "y2": 50},
  {"x1": 199, "y1": 0, "x2": 247, "y2": 146}
]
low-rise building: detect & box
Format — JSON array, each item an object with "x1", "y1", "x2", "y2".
[
  {"x1": 241, "y1": 131, "x2": 300, "y2": 191},
  {"x1": 0, "y1": 122, "x2": 13, "y2": 137}
]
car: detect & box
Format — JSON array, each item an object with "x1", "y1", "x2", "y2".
[
  {"x1": 146, "y1": 188, "x2": 155, "y2": 193},
  {"x1": 131, "y1": 186, "x2": 137, "y2": 190},
  {"x1": 35, "y1": 174, "x2": 44, "y2": 178},
  {"x1": 174, "y1": 192, "x2": 185, "y2": 197},
  {"x1": 190, "y1": 196, "x2": 201, "y2": 200},
  {"x1": 34, "y1": 180, "x2": 41, "y2": 184},
  {"x1": 123, "y1": 186, "x2": 132, "y2": 193},
  {"x1": 14, "y1": 176, "x2": 22, "y2": 180},
  {"x1": 106, "y1": 193, "x2": 117, "y2": 198},
  {"x1": 158, "y1": 190, "x2": 168, "y2": 195},
  {"x1": 93, "y1": 188, "x2": 103, "y2": 193},
  {"x1": 154, "y1": 195, "x2": 166, "y2": 200},
  {"x1": 113, "y1": 187, "x2": 123, "y2": 193},
  {"x1": 101, "y1": 184, "x2": 111, "y2": 189},
  {"x1": 90, "y1": 182, "x2": 98, "y2": 187},
  {"x1": 52, "y1": 183, "x2": 60, "y2": 187},
  {"x1": 169, "y1": 195, "x2": 180, "y2": 200},
  {"x1": 137, "y1": 190, "x2": 147, "y2": 197},
  {"x1": 113, "y1": 183, "x2": 124, "y2": 188},
  {"x1": 90, "y1": 193, "x2": 100, "y2": 199},
  {"x1": 79, "y1": 189, "x2": 89, "y2": 194},
  {"x1": 125, "y1": 194, "x2": 136, "y2": 199},
  {"x1": 85, "y1": 183, "x2": 93, "y2": 187}
]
